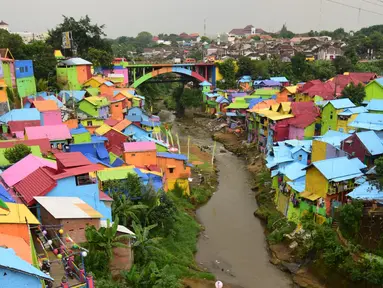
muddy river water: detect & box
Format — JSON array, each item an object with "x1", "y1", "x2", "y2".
[{"x1": 159, "y1": 111, "x2": 292, "y2": 288}]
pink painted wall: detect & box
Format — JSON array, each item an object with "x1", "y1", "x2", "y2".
[
  {"x1": 103, "y1": 68, "x2": 128, "y2": 85},
  {"x1": 288, "y1": 126, "x2": 304, "y2": 140},
  {"x1": 41, "y1": 111, "x2": 62, "y2": 126}
]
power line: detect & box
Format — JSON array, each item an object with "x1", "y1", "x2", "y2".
[
  {"x1": 325, "y1": 0, "x2": 383, "y2": 16},
  {"x1": 362, "y1": 0, "x2": 383, "y2": 8}
]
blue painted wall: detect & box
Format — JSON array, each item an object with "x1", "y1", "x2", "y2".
[
  {"x1": 15, "y1": 60, "x2": 34, "y2": 79},
  {"x1": 46, "y1": 177, "x2": 112, "y2": 220},
  {"x1": 122, "y1": 124, "x2": 152, "y2": 139},
  {"x1": 292, "y1": 150, "x2": 309, "y2": 165},
  {"x1": 0, "y1": 268, "x2": 42, "y2": 288}
]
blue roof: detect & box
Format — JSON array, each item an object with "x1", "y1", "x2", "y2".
[
  {"x1": 59, "y1": 90, "x2": 86, "y2": 102},
  {"x1": 338, "y1": 106, "x2": 368, "y2": 116},
  {"x1": 111, "y1": 157, "x2": 125, "y2": 167},
  {"x1": 84, "y1": 153, "x2": 112, "y2": 167},
  {"x1": 324, "y1": 98, "x2": 356, "y2": 109},
  {"x1": 356, "y1": 131, "x2": 383, "y2": 155},
  {"x1": 133, "y1": 168, "x2": 149, "y2": 180},
  {"x1": 316, "y1": 131, "x2": 350, "y2": 148},
  {"x1": 70, "y1": 125, "x2": 88, "y2": 135},
  {"x1": 91, "y1": 135, "x2": 108, "y2": 143},
  {"x1": 136, "y1": 135, "x2": 169, "y2": 149},
  {"x1": 0, "y1": 108, "x2": 40, "y2": 123},
  {"x1": 373, "y1": 78, "x2": 383, "y2": 87},
  {"x1": 0, "y1": 247, "x2": 53, "y2": 281},
  {"x1": 199, "y1": 81, "x2": 212, "y2": 86},
  {"x1": 287, "y1": 177, "x2": 306, "y2": 193},
  {"x1": 238, "y1": 75, "x2": 252, "y2": 83},
  {"x1": 103, "y1": 81, "x2": 114, "y2": 87},
  {"x1": 0, "y1": 185, "x2": 15, "y2": 203},
  {"x1": 248, "y1": 98, "x2": 264, "y2": 109},
  {"x1": 157, "y1": 152, "x2": 187, "y2": 161},
  {"x1": 96, "y1": 145, "x2": 109, "y2": 160},
  {"x1": 348, "y1": 181, "x2": 383, "y2": 201},
  {"x1": 367, "y1": 99, "x2": 383, "y2": 112},
  {"x1": 349, "y1": 113, "x2": 383, "y2": 131},
  {"x1": 42, "y1": 95, "x2": 63, "y2": 108},
  {"x1": 216, "y1": 96, "x2": 230, "y2": 104},
  {"x1": 280, "y1": 162, "x2": 307, "y2": 181},
  {"x1": 270, "y1": 76, "x2": 288, "y2": 83},
  {"x1": 206, "y1": 93, "x2": 220, "y2": 98},
  {"x1": 310, "y1": 156, "x2": 364, "y2": 182},
  {"x1": 141, "y1": 121, "x2": 161, "y2": 127}
]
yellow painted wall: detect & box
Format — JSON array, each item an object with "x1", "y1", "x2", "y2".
[
  {"x1": 166, "y1": 179, "x2": 190, "y2": 195},
  {"x1": 305, "y1": 167, "x2": 328, "y2": 198},
  {"x1": 337, "y1": 114, "x2": 359, "y2": 133},
  {"x1": 312, "y1": 140, "x2": 327, "y2": 162},
  {"x1": 295, "y1": 94, "x2": 312, "y2": 102},
  {"x1": 215, "y1": 60, "x2": 238, "y2": 82}
]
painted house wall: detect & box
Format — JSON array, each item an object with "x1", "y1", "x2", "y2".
[
  {"x1": 365, "y1": 82, "x2": 383, "y2": 101},
  {"x1": 321, "y1": 104, "x2": 338, "y2": 135},
  {"x1": 304, "y1": 122, "x2": 316, "y2": 139},
  {"x1": 14, "y1": 60, "x2": 34, "y2": 79},
  {"x1": 292, "y1": 150, "x2": 309, "y2": 165},
  {"x1": 305, "y1": 167, "x2": 328, "y2": 198},
  {"x1": 0, "y1": 267, "x2": 42, "y2": 288},
  {"x1": 100, "y1": 84, "x2": 114, "y2": 96},
  {"x1": 16, "y1": 77, "x2": 36, "y2": 98},
  {"x1": 46, "y1": 177, "x2": 112, "y2": 220},
  {"x1": 73, "y1": 132, "x2": 92, "y2": 144},
  {"x1": 102, "y1": 68, "x2": 129, "y2": 85},
  {"x1": 104, "y1": 130, "x2": 128, "y2": 151},
  {"x1": 156, "y1": 157, "x2": 191, "y2": 181},
  {"x1": 341, "y1": 135, "x2": 374, "y2": 165},
  {"x1": 288, "y1": 125, "x2": 304, "y2": 140},
  {"x1": 76, "y1": 65, "x2": 91, "y2": 85},
  {"x1": 295, "y1": 94, "x2": 312, "y2": 102},
  {"x1": 78, "y1": 101, "x2": 97, "y2": 117},
  {"x1": 57, "y1": 66, "x2": 80, "y2": 90},
  {"x1": 0, "y1": 224, "x2": 31, "y2": 244},
  {"x1": 2, "y1": 61, "x2": 15, "y2": 88},
  {"x1": 337, "y1": 115, "x2": 357, "y2": 133},
  {"x1": 123, "y1": 150, "x2": 157, "y2": 167},
  {"x1": 99, "y1": 106, "x2": 110, "y2": 119},
  {"x1": 40, "y1": 111, "x2": 62, "y2": 126}
]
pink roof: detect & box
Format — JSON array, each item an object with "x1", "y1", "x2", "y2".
[
  {"x1": 1, "y1": 154, "x2": 57, "y2": 187},
  {"x1": 123, "y1": 141, "x2": 156, "y2": 152},
  {"x1": 25, "y1": 125, "x2": 71, "y2": 141}
]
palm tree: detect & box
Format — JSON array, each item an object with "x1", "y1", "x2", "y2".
[
  {"x1": 85, "y1": 217, "x2": 133, "y2": 259},
  {"x1": 111, "y1": 193, "x2": 147, "y2": 226},
  {"x1": 131, "y1": 222, "x2": 162, "y2": 263}
]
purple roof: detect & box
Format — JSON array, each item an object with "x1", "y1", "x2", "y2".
[
  {"x1": 260, "y1": 80, "x2": 281, "y2": 87},
  {"x1": 231, "y1": 92, "x2": 247, "y2": 97},
  {"x1": 123, "y1": 141, "x2": 156, "y2": 152}
]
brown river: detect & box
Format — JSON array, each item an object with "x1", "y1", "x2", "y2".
[{"x1": 159, "y1": 111, "x2": 292, "y2": 288}]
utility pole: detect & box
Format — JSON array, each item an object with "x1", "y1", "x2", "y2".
[{"x1": 204, "y1": 18, "x2": 207, "y2": 37}]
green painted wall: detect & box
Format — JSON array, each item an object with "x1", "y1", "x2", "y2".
[
  {"x1": 0, "y1": 146, "x2": 42, "y2": 167},
  {"x1": 2, "y1": 62, "x2": 13, "y2": 88},
  {"x1": 321, "y1": 104, "x2": 337, "y2": 135},
  {"x1": 57, "y1": 66, "x2": 81, "y2": 90},
  {"x1": 73, "y1": 132, "x2": 92, "y2": 144},
  {"x1": 303, "y1": 122, "x2": 316, "y2": 139},
  {"x1": 155, "y1": 143, "x2": 168, "y2": 152},
  {"x1": 80, "y1": 118, "x2": 104, "y2": 127},
  {"x1": 365, "y1": 82, "x2": 383, "y2": 101},
  {"x1": 287, "y1": 202, "x2": 300, "y2": 224},
  {"x1": 16, "y1": 77, "x2": 36, "y2": 98},
  {"x1": 78, "y1": 101, "x2": 97, "y2": 117}
]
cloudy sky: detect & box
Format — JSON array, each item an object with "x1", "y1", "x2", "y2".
[{"x1": 4, "y1": 0, "x2": 383, "y2": 38}]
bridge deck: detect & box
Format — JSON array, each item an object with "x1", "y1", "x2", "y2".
[{"x1": 125, "y1": 63, "x2": 215, "y2": 68}]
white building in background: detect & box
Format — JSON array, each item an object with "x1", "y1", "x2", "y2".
[
  {"x1": 0, "y1": 21, "x2": 9, "y2": 31},
  {"x1": 13, "y1": 31, "x2": 49, "y2": 43}
]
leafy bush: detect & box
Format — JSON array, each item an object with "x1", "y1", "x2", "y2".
[
  {"x1": 189, "y1": 187, "x2": 212, "y2": 205},
  {"x1": 4, "y1": 144, "x2": 32, "y2": 164},
  {"x1": 339, "y1": 200, "x2": 363, "y2": 239}
]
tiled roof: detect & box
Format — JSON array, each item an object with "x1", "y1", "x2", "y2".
[
  {"x1": 55, "y1": 152, "x2": 92, "y2": 168},
  {"x1": 25, "y1": 125, "x2": 71, "y2": 141},
  {"x1": 123, "y1": 141, "x2": 156, "y2": 152},
  {"x1": 13, "y1": 168, "x2": 57, "y2": 206},
  {"x1": 1, "y1": 154, "x2": 57, "y2": 187},
  {"x1": 8, "y1": 120, "x2": 40, "y2": 133},
  {"x1": 33, "y1": 100, "x2": 59, "y2": 112}
]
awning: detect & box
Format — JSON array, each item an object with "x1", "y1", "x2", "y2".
[
  {"x1": 167, "y1": 165, "x2": 176, "y2": 168},
  {"x1": 300, "y1": 191, "x2": 321, "y2": 201}
]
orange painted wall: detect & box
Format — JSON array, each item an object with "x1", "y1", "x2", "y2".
[
  {"x1": 123, "y1": 151, "x2": 157, "y2": 167},
  {"x1": 0, "y1": 224, "x2": 30, "y2": 243},
  {"x1": 64, "y1": 119, "x2": 79, "y2": 129},
  {"x1": 156, "y1": 157, "x2": 191, "y2": 180},
  {"x1": 100, "y1": 84, "x2": 114, "y2": 97},
  {"x1": 111, "y1": 101, "x2": 124, "y2": 121},
  {"x1": 277, "y1": 91, "x2": 289, "y2": 103},
  {"x1": 76, "y1": 65, "x2": 91, "y2": 84}
]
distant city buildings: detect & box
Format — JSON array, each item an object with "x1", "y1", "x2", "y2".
[
  {"x1": 0, "y1": 20, "x2": 9, "y2": 31},
  {"x1": 0, "y1": 20, "x2": 48, "y2": 43}
]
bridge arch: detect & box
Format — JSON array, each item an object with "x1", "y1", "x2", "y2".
[{"x1": 130, "y1": 67, "x2": 207, "y2": 88}]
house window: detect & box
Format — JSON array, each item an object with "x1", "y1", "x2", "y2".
[
  {"x1": 132, "y1": 113, "x2": 137, "y2": 116},
  {"x1": 75, "y1": 173, "x2": 94, "y2": 186},
  {"x1": 131, "y1": 153, "x2": 136, "y2": 156},
  {"x1": 20, "y1": 67, "x2": 24, "y2": 73},
  {"x1": 87, "y1": 121, "x2": 92, "y2": 126},
  {"x1": 330, "y1": 112, "x2": 333, "y2": 120},
  {"x1": 115, "y1": 104, "x2": 119, "y2": 107},
  {"x1": 169, "y1": 168, "x2": 174, "y2": 174},
  {"x1": 25, "y1": 66, "x2": 28, "y2": 73},
  {"x1": 298, "y1": 155, "x2": 302, "y2": 161},
  {"x1": 57, "y1": 143, "x2": 62, "y2": 150}
]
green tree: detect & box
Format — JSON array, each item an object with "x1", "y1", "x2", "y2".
[
  {"x1": 341, "y1": 82, "x2": 366, "y2": 106},
  {"x1": 237, "y1": 56, "x2": 254, "y2": 77},
  {"x1": 375, "y1": 156, "x2": 383, "y2": 187},
  {"x1": 4, "y1": 144, "x2": 32, "y2": 164},
  {"x1": 311, "y1": 60, "x2": 336, "y2": 80},
  {"x1": 200, "y1": 36, "x2": 211, "y2": 43},
  {"x1": 87, "y1": 47, "x2": 114, "y2": 68},
  {"x1": 291, "y1": 52, "x2": 308, "y2": 80},
  {"x1": 46, "y1": 15, "x2": 112, "y2": 58},
  {"x1": 333, "y1": 56, "x2": 353, "y2": 74},
  {"x1": 279, "y1": 24, "x2": 295, "y2": 39},
  {"x1": 36, "y1": 79, "x2": 48, "y2": 92},
  {"x1": 216, "y1": 58, "x2": 236, "y2": 88},
  {"x1": 339, "y1": 200, "x2": 364, "y2": 238},
  {"x1": 131, "y1": 222, "x2": 162, "y2": 263},
  {"x1": 111, "y1": 192, "x2": 147, "y2": 227},
  {"x1": 127, "y1": 173, "x2": 143, "y2": 199},
  {"x1": 0, "y1": 29, "x2": 25, "y2": 59}
]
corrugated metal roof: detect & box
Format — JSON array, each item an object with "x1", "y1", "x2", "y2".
[
  {"x1": 348, "y1": 181, "x2": 383, "y2": 201},
  {"x1": 349, "y1": 113, "x2": 383, "y2": 131},
  {"x1": 99, "y1": 191, "x2": 113, "y2": 201},
  {"x1": 311, "y1": 156, "x2": 364, "y2": 182},
  {"x1": 8, "y1": 120, "x2": 40, "y2": 133},
  {"x1": 83, "y1": 96, "x2": 109, "y2": 107},
  {"x1": 70, "y1": 126, "x2": 89, "y2": 135},
  {"x1": 33, "y1": 100, "x2": 59, "y2": 112},
  {"x1": 59, "y1": 90, "x2": 86, "y2": 102},
  {"x1": 0, "y1": 109, "x2": 40, "y2": 123},
  {"x1": 316, "y1": 130, "x2": 350, "y2": 148},
  {"x1": 104, "y1": 118, "x2": 119, "y2": 126},
  {"x1": 0, "y1": 184, "x2": 15, "y2": 203},
  {"x1": 367, "y1": 99, "x2": 383, "y2": 112},
  {"x1": 100, "y1": 220, "x2": 135, "y2": 235},
  {"x1": 13, "y1": 168, "x2": 57, "y2": 205},
  {"x1": 55, "y1": 152, "x2": 92, "y2": 168},
  {"x1": 25, "y1": 125, "x2": 71, "y2": 141},
  {"x1": 338, "y1": 106, "x2": 368, "y2": 116},
  {"x1": 51, "y1": 164, "x2": 102, "y2": 180},
  {"x1": 270, "y1": 76, "x2": 289, "y2": 83},
  {"x1": 226, "y1": 102, "x2": 249, "y2": 109},
  {"x1": 97, "y1": 166, "x2": 137, "y2": 182},
  {"x1": 123, "y1": 141, "x2": 156, "y2": 152},
  {"x1": 34, "y1": 196, "x2": 102, "y2": 219},
  {"x1": 356, "y1": 131, "x2": 383, "y2": 155},
  {"x1": 287, "y1": 177, "x2": 306, "y2": 193},
  {"x1": 60, "y1": 57, "x2": 92, "y2": 66},
  {"x1": 279, "y1": 162, "x2": 307, "y2": 181},
  {"x1": 95, "y1": 124, "x2": 112, "y2": 136},
  {"x1": 1, "y1": 154, "x2": 57, "y2": 187},
  {"x1": 325, "y1": 98, "x2": 356, "y2": 109},
  {"x1": 0, "y1": 203, "x2": 39, "y2": 224},
  {"x1": 0, "y1": 247, "x2": 53, "y2": 280},
  {"x1": 157, "y1": 152, "x2": 187, "y2": 161},
  {"x1": 113, "y1": 119, "x2": 132, "y2": 132}
]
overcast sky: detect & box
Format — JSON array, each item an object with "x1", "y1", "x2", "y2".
[{"x1": 4, "y1": 0, "x2": 383, "y2": 38}]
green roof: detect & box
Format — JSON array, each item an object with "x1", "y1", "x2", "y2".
[
  {"x1": 251, "y1": 89, "x2": 279, "y2": 96},
  {"x1": 226, "y1": 101, "x2": 249, "y2": 109},
  {"x1": 86, "y1": 87, "x2": 99, "y2": 96},
  {"x1": 84, "y1": 96, "x2": 109, "y2": 107},
  {"x1": 97, "y1": 168, "x2": 137, "y2": 182}
]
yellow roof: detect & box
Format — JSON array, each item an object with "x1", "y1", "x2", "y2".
[
  {"x1": 116, "y1": 90, "x2": 134, "y2": 99},
  {"x1": 257, "y1": 110, "x2": 294, "y2": 121},
  {"x1": 280, "y1": 102, "x2": 291, "y2": 113},
  {"x1": 0, "y1": 203, "x2": 39, "y2": 224},
  {"x1": 139, "y1": 168, "x2": 162, "y2": 177},
  {"x1": 271, "y1": 104, "x2": 280, "y2": 112},
  {"x1": 284, "y1": 86, "x2": 298, "y2": 94},
  {"x1": 300, "y1": 191, "x2": 321, "y2": 201},
  {"x1": 95, "y1": 124, "x2": 112, "y2": 136}
]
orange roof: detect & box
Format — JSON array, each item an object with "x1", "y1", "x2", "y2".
[
  {"x1": 113, "y1": 119, "x2": 132, "y2": 132},
  {"x1": 64, "y1": 119, "x2": 78, "y2": 129},
  {"x1": 0, "y1": 234, "x2": 32, "y2": 263},
  {"x1": 248, "y1": 99, "x2": 277, "y2": 112},
  {"x1": 33, "y1": 100, "x2": 59, "y2": 112}
]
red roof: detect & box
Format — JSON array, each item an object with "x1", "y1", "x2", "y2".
[
  {"x1": 300, "y1": 81, "x2": 337, "y2": 100},
  {"x1": 50, "y1": 164, "x2": 102, "y2": 180},
  {"x1": 288, "y1": 113, "x2": 318, "y2": 128},
  {"x1": 13, "y1": 168, "x2": 57, "y2": 206},
  {"x1": 291, "y1": 102, "x2": 320, "y2": 116},
  {"x1": 55, "y1": 152, "x2": 92, "y2": 169},
  {"x1": 107, "y1": 145, "x2": 123, "y2": 156},
  {"x1": 348, "y1": 72, "x2": 377, "y2": 83},
  {"x1": 104, "y1": 118, "x2": 119, "y2": 126},
  {"x1": 146, "y1": 164, "x2": 161, "y2": 173},
  {"x1": 8, "y1": 120, "x2": 41, "y2": 133},
  {"x1": 99, "y1": 190, "x2": 113, "y2": 201},
  {"x1": 0, "y1": 138, "x2": 51, "y2": 154}
]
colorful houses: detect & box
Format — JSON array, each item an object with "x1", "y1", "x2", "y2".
[
  {"x1": 320, "y1": 99, "x2": 355, "y2": 134},
  {"x1": 25, "y1": 124, "x2": 71, "y2": 149},
  {"x1": 14, "y1": 60, "x2": 37, "y2": 99},
  {"x1": 56, "y1": 57, "x2": 92, "y2": 90},
  {"x1": 364, "y1": 78, "x2": 383, "y2": 101},
  {"x1": 123, "y1": 142, "x2": 157, "y2": 167},
  {"x1": 78, "y1": 96, "x2": 110, "y2": 119}
]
